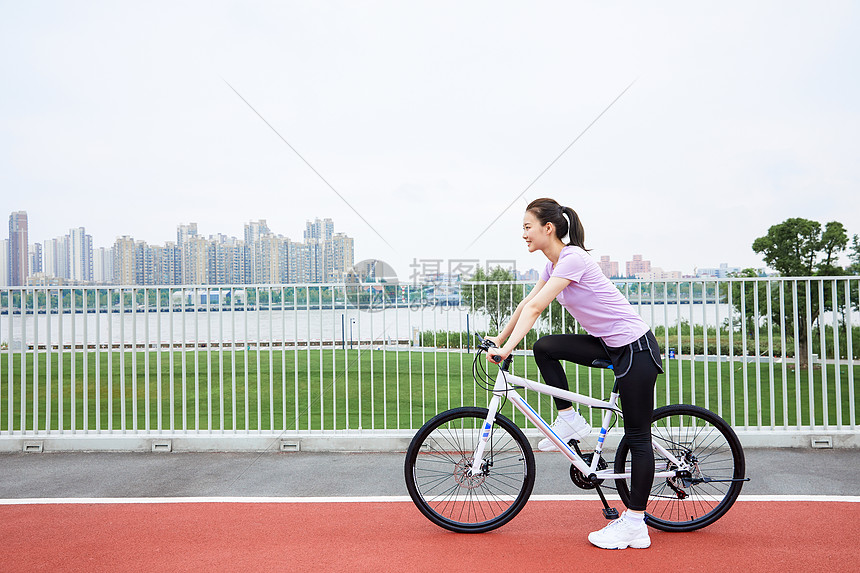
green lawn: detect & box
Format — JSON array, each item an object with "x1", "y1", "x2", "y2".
[{"x1": 1, "y1": 348, "x2": 857, "y2": 432}]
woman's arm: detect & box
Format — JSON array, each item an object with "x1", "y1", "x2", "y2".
[
  {"x1": 491, "y1": 279, "x2": 546, "y2": 345},
  {"x1": 489, "y1": 276, "x2": 571, "y2": 362}
]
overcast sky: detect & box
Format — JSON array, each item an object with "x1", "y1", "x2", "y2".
[{"x1": 2, "y1": 1, "x2": 858, "y2": 279}]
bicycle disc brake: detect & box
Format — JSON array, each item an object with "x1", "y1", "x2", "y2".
[{"x1": 453, "y1": 457, "x2": 488, "y2": 489}]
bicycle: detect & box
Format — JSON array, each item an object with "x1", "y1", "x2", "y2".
[{"x1": 404, "y1": 336, "x2": 748, "y2": 534}]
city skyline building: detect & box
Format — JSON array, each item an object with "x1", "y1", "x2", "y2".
[
  {"x1": 626, "y1": 254, "x2": 651, "y2": 278},
  {"x1": 177, "y1": 223, "x2": 199, "y2": 284},
  {"x1": 8, "y1": 211, "x2": 28, "y2": 286},
  {"x1": 696, "y1": 263, "x2": 742, "y2": 278},
  {"x1": 93, "y1": 247, "x2": 113, "y2": 284},
  {"x1": 69, "y1": 227, "x2": 93, "y2": 282},
  {"x1": 245, "y1": 219, "x2": 271, "y2": 284},
  {"x1": 326, "y1": 232, "x2": 354, "y2": 282},
  {"x1": 29, "y1": 243, "x2": 43, "y2": 276},
  {"x1": 635, "y1": 267, "x2": 683, "y2": 280},
  {"x1": 597, "y1": 255, "x2": 620, "y2": 278},
  {"x1": 48, "y1": 216, "x2": 355, "y2": 286},
  {"x1": 112, "y1": 236, "x2": 136, "y2": 285}
]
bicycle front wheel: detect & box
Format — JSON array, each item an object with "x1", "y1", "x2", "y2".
[
  {"x1": 614, "y1": 404, "x2": 746, "y2": 532},
  {"x1": 404, "y1": 407, "x2": 536, "y2": 533}
]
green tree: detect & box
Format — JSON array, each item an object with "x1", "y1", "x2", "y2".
[
  {"x1": 848, "y1": 234, "x2": 860, "y2": 275},
  {"x1": 461, "y1": 266, "x2": 525, "y2": 333},
  {"x1": 752, "y1": 218, "x2": 821, "y2": 276},
  {"x1": 461, "y1": 267, "x2": 577, "y2": 344},
  {"x1": 748, "y1": 218, "x2": 850, "y2": 368},
  {"x1": 818, "y1": 221, "x2": 850, "y2": 275}
]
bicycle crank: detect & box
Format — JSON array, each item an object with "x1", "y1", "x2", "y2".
[{"x1": 569, "y1": 452, "x2": 607, "y2": 490}]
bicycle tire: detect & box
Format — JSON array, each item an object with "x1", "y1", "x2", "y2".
[
  {"x1": 404, "y1": 407, "x2": 536, "y2": 533},
  {"x1": 614, "y1": 404, "x2": 746, "y2": 532}
]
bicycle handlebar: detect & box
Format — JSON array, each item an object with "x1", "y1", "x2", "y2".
[{"x1": 474, "y1": 334, "x2": 505, "y2": 365}]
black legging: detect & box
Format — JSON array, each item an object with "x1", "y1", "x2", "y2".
[{"x1": 532, "y1": 333, "x2": 659, "y2": 512}]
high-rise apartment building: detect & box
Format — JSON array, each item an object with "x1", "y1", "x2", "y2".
[
  {"x1": 626, "y1": 254, "x2": 651, "y2": 278},
  {"x1": 304, "y1": 218, "x2": 334, "y2": 242},
  {"x1": 305, "y1": 238, "x2": 323, "y2": 283},
  {"x1": 208, "y1": 234, "x2": 247, "y2": 284},
  {"x1": 597, "y1": 255, "x2": 620, "y2": 279},
  {"x1": 93, "y1": 247, "x2": 113, "y2": 284},
  {"x1": 162, "y1": 242, "x2": 181, "y2": 285},
  {"x1": 69, "y1": 227, "x2": 93, "y2": 282},
  {"x1": 184, "y1": 235, "x2": 210, "y2": 284},
  {"x1": 8, "y1": 211, "x2": 28, "y2": 286},
  {"x1": 112, "y1": 236, "x2": 137, "y2": 284},
  {"x1": 244, "y1": 220, "x2": 272, "y2": 284},
  {"x1": 285, "y1": 241, "x2": 305, "y2": 283},
  {"x1": 228, "y1": 240, "x2": 247, "y2": 284},
  {"x1": 43, "y1": 238, "x2": 58, "y2": 279},
  {"x1": 134, "y1": 241, "x2": 153, "y2": 285},
  {"x1": 43, "y1": 236, "x2": 70, "y2": 279},
  {"x1": 177, "y1": 223, "x2": 200, "y2": 284},
  {"x1": 13, "y1": 216, "x2": 353, "y2": 287},
  {"x1": 325, "y1": 232, "x2": 354, "y2": 282},
  {"x1": 29, "y1": 243, "x2": 43, "y2": 275}
]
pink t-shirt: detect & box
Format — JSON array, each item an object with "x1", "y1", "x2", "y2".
[{"x1": 539, "y1": 246, "x2": 649, "y2": 347}]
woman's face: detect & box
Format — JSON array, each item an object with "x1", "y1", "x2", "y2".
[{"x1": 522, "y1": 211, "x2": 552, "y2": 253}]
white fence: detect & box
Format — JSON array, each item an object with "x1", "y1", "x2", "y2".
[{"x1": 0, "y1": 277, "x2": 857, "y2": 451}]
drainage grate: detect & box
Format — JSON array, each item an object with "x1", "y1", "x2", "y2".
[
  {"x1": 279, "y1": 440, "x2": 300, "y2": 452},
  {"x1": 23, "y1": 441, "x2": 44, "y2": 453},
  {"x1": 810, "y1": 436, "x2": 833, "y2": 449},
  {"x1": 151, "y1": 440, "x2": 173, "y2": 453}
]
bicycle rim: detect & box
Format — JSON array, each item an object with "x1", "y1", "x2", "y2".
[
  {"x1": 404, "y1": 407, "x2": 535, "y2": 533},
  {"x1": 614, "y1": 404, "x2": 745, "y2": 532}
]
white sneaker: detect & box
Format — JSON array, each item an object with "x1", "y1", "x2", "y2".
[
  {"x1": 588, "y1": 512, "x2": 651, "y2": 550},
  {"x1": 537, "y1": 412, "x2": 591, "y2": 451}
]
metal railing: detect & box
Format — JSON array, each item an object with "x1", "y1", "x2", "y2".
[{"x1": 0, "y1": 277, "x2": 857, "y2": 448}]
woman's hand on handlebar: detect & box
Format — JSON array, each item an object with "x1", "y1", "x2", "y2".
[
  {"x1": 486, "y1": 347, "x2": 510, "y2": 365},
  {"x1": 485, "y1": 335, "x2": 503, "y2": 348}
]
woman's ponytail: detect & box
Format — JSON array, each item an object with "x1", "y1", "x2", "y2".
[{"x1": 562, "y1": 206, "x2": 587, "y2": 250}]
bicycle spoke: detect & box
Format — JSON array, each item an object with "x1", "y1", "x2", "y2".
[
  {"x1": 615, "y1": 404, "x2": 745, "y2": 532},
  {"x1": 406, "y1": 408, "x2": 534, "y2": 532}
]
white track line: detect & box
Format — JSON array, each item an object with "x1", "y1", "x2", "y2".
[{"x1": 1, "y1": 494, "x2": 858, "y2": 505}]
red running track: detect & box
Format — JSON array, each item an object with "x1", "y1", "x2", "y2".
[{"x1": 2, "y1": 500, "x2": 858, "y2": 572}]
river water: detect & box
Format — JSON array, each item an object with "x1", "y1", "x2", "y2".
[{"x1": 1, "y1": 302, "x2": 736, "y2": 348}]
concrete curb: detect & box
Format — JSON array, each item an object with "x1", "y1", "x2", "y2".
[{"x1": 1, "y1": 428, "x2": 856, "y2": 452}]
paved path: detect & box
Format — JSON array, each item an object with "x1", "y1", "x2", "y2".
[
  {"x1": 2, "y1": 448, "x2": 859, "y2": 572},
  {"x1": 2, "y1": 499, "x2": 858, "y2": 572},
  {"x1": 1, "y1": 448, "x2": 858, "y2": 498}
]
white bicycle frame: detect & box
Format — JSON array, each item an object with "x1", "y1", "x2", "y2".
[{"x1": 469, "y1": 366, "x2": 689, "y2": 481}]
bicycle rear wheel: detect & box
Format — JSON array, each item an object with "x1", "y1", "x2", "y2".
[
  {"x1": 404, "y1": 407, "x2": 535, "y2": 533},
  {"x1": 614, "y1": 404, "x2": 745, "y2": 532}
]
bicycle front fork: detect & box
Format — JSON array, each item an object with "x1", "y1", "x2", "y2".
[{"x1": 469, "y1": 395, "x2": 503, "y2": 476}]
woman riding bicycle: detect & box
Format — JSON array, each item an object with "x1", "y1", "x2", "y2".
[{"x1": 486, "y1": 197, "x2": 663, "y2": 550}]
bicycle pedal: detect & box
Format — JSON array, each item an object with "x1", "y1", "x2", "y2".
[{"x1": 602, "y1": 507, "x2": 619, "y2": 520}]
